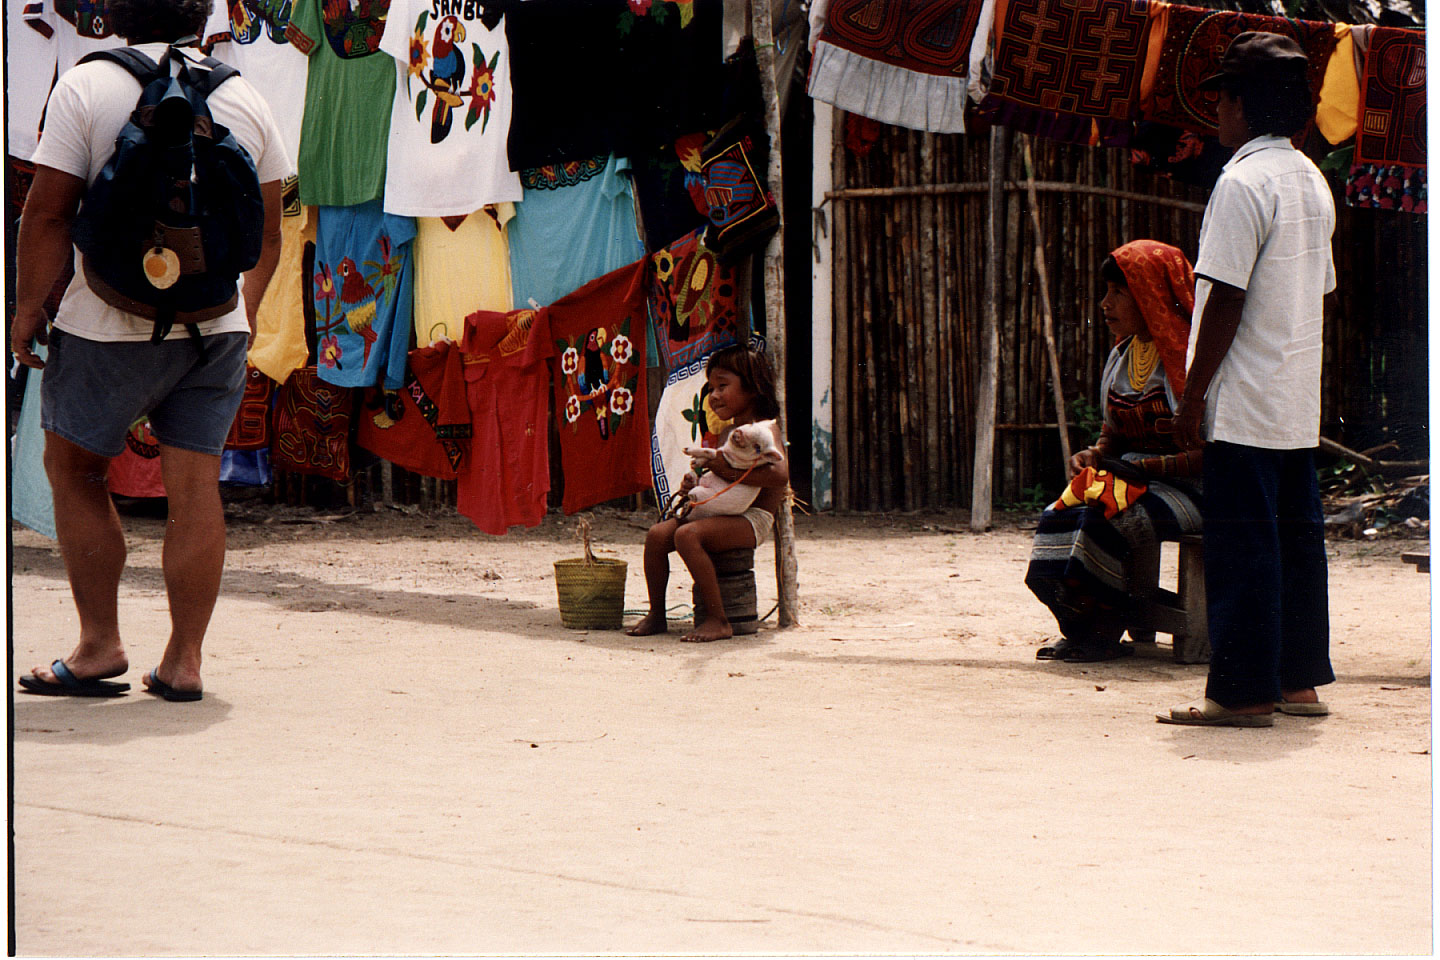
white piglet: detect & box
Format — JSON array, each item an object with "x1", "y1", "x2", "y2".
[{"x1": 676, "y1": 419, "x2": 783, "y2": 521}]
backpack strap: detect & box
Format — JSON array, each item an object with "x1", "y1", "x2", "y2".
[
  {"x1": 183, "y1": 56, "x2": 241, "y2": 98},
  {"x1": 77, "y1": 47, "x2": 164, "y2": 83}
]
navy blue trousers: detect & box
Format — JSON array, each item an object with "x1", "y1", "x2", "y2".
[{"x1": 1202, "y1": 441, "x2": 1334, "y2": 707}]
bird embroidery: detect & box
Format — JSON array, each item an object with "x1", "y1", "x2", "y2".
[
  {"x1": 337, "y1": 256, "x2": 379, "y2": 367},
  {"x1": 428, "y1": 15, "x2": 466, "y2": 143}
]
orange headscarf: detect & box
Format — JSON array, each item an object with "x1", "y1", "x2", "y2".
[{"x1": 1109, "y1": 240, "x2": 1196, "y2": 400}]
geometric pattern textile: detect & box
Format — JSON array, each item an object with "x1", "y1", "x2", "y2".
[
  {"x1": 1141, "y1": 4, "x2": 1338, "y2": 137},
  {"x1": 1354, "y1": 27, "x2": 1426, "y2": 168},
  {"x1": 1345, "y1": 162, "x2": 1427, "y2": 213},
  {"x1": 990, "y1": 0, "x2": 1150, "y2": 121},
  {"x1": 271, "y1": 366, "x2": 355, "y2": 483},
  {"x1": 224, "y1": 365, "x2": 275, "y2": 451},
  {"x1": 648, "y1": 228, "x2": 741, "y2": 372},
  {"x1": 818, "y1": 0, "x2": 986, "y2": 77}
]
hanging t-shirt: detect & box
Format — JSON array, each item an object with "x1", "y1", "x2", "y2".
[
  {"x1": 356, "y1": 338, "x2": 472, "y2": 479},
  {"x1": 312, "y1": 200, "x2": 417, "y2": 390},
  {"x1": 203, "y1": 0, "x2": 309, "y2": 161},
  {"x1": 412, "y1": 204, "x2": 513, "y2": 347},
  {"x1": 8, "y1": 0, "x2": 57, "y2": 161},
  {"x1": 546, "y1": 259, "x2": 652, "y2": 513},
  {"x1": 505, "y1": 0, "x2": 727, "y2": 170},
  {"x1": 22, "y1": 0, "x2": 120, "y2": 78},
  {"x1": 455, "y1": 310, "x2": 552, "y2": 535},
  {"x1": 248, "y1": 178, "x2": 316, "y2": 385},
  {"x1": 378, "y1": 0, "x2": 521, "y2": 215},
  {"x1": 508, "y1": 154, "x2": 644, "y2": 309},
  {"x1": 288, "y1": 0, "x2": 395, "y2": 206}
]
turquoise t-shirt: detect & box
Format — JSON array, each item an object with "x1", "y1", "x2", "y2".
[
  {"x1": 289, "y1": 0, "x2": 395, "y2": 206},
  {"x1": 313, "y1": 200, "x2": 417, "y2": 390},
  {"x1": 508, "y1": 154, "x2": 645, "y2": 309}
]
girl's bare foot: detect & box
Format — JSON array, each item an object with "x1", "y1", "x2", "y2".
[
  {"x1": 626, "y1": 612, "x2": 669, "y2": 636},
  {"x1": 680, "y1": 618, "x2": 733, "y2": 643}
]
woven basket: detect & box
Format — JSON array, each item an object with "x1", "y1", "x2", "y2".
[{"x1": 553, "y1": 558, "x2": 628, "y2": 630}]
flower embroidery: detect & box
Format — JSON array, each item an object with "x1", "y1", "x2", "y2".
[
  {"x1": 609, "y1": 334, "x2": 633, "y2": 365},
  {"x1": 561, "y1": 347, "x2": 580, "y2": 376},
  {"x1": 314, "y1": 263, "x2": 336, "y2": 304},
  {"x1": 652, "y1": 249, "x2": 675, "y2": 283},
  {"x1": 564, "y1": 394, "x2": 582, "y2": 423},
  {"x1": 320, "y1": 335, "x2": 342, "y2": 369},
  {"x1": 407, "y1": 30, "x2": 428, "y2": 80},
  {"x1": 675, "y1": 132, "x2": 706, "y2": 173},
  {"x1": 469, "y1": 63, "x2": 495, "y2": 111},
  {"x1": 627, "y1": 0, "x2": 652, "y2": 13},
  {"x1": 609, "y1": 387, "x2": 634, "y2": 416}
]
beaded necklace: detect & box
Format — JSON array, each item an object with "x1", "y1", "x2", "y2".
[{"x1": 1127, "y1": 337, "x2": 1159, "y2": 392}]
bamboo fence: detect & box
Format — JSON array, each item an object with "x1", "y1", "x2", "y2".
[{"x1": 826, "y1": 123, "x2": 1429, "y2": 512}]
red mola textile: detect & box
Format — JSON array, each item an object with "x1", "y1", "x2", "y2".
[
  {"x1": 356, "y1": 340, "x2": 472, "y2": 480},
  {"x1": 272, "y1": 367, "x2": 354, "y2": 482},
  {"x1": 1354, "y1": 27, "x2": 1426, "y2": 168},
  {"x1": 224, "y1": 364, "x2": 275, "y2": 451}
]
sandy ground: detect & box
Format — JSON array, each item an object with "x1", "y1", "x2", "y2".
[{"x1": 9, "y1": 503, "x2": 1433, "y2": 956}]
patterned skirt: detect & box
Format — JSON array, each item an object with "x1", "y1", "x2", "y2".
[{"x1": 1024, "y1": 481, "x2": 1201, "y2": 645}]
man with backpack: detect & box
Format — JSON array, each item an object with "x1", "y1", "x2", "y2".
[{"x1": 13, "y1": 0, "x2": 290, "y2": 702}]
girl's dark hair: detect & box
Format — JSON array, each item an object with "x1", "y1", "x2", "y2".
[
  {"x1": 1222, "y1": 74, "x2": 1315, "y2": 138},
  {"x1": 706, "y1": 343, "x2": 780, "y2": 419},
  {"x1": 1099, "y1": 254, "x2": 1127, "y2": 287},
  {"x1": 109, "y1": 0, "x2": 211, "y2": 43}
]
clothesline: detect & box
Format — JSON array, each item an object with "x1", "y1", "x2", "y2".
[{"x1": 825, "y1": 180, "x2": 1207, "y2": 213}]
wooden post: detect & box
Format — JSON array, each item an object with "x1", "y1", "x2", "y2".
[
  {"x1": 1022, "y1": 136, "x2": 1073, "y2": 471},
  {"x1": 751, "y1": 0, "x2": 799, "y2": 626},
  {"x1": 811, "y1": 103, "x2": 835, "y2": 511},
  {"x1": 970, "y1": 125, "x2": 1010, "y2": 531}
]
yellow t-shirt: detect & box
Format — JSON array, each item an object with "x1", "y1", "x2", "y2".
[
  {"x1": 413, "y1": 204, "x2": 516, "y2": 348},
  {"x1": 249, "y1": 178, "x2": 315, "y2": 384}
]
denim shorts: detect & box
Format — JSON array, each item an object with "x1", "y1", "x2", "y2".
[{"x1": 41, "y1": 329, "x2": 249, "y2": 458}]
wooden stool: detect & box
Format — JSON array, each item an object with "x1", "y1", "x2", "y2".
[
  {"x1": 692, "y1": 548, "x2": 759, "y2": 635},
  {"x1": 1125, "y1": 513, "x2": 1210, "y2": 663}
]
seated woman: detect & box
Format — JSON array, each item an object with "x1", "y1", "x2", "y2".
[{"x1": 1025, "y1": 240, "x2": 1202, "y2": 662}]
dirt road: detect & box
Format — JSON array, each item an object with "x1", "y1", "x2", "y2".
[{"x1": 10, "y1": 507, "x2": 1432, "y2": 955}]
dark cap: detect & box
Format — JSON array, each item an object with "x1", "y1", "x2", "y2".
[{"x1": 1198, "y1": 31, "x2": 1309, "y2": 91}]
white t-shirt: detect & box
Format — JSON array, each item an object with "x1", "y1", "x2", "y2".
[
  {"x1": 21, "y1": 0, "x2": 123, "y2": 77},
  {"x1": 377, "y1": 0, "x2": 521, "y2": 216},
  {"x1": 6, "y1": 0, "x2": 58, "y2": 161},
  {"x1": 1187, "y1": 135, "x2": 1336, "y2": 450},
  {"x1": 203, "y1": 1, "x2": 309, "y2": 161},
  {"x1": 31, "y1": 41, "x2": 294, "y2": 342}
]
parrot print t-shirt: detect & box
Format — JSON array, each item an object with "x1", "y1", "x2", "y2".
[
  {"x1": 204, "y1": 0, "x2": 309, "y2": 161},
  {"x1": 312, "y1": 200, "x2": 417, "y2": 390},
  {"x1": 378, "y1": 0, "x2": 521, "y2": 216},
  {"x1": 288, "y1": 0, "x2": 395, "y2": 206}
]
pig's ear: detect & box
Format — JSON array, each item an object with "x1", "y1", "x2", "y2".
[{"x1": 763, "y1": 448, "x2": 784, "y2": 463}]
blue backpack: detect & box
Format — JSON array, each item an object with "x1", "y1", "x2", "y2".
[{"x1": 70, "y1": 42, "x2": 265, "y2": 343}]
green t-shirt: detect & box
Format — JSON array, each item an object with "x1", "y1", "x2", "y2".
[{"x1": 288, "y1": 0, "x2": 396, "y2": 206}]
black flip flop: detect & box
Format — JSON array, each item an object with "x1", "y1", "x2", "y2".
[
  {"x1": 18, "y1": 659, "x2": 130, "y2": 697},
  {"x1": 1036, "y1": 639, "x2": 1084, "y2": 661},
  {"x1": 143, "y1": 668, "x2": 202, "y2": 702},
  {"x1": 1061, "y1": 642, "x2": 1134, "y2": 663}
]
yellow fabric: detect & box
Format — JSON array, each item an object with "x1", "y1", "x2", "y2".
[
  {"x1": 1315, "y1": 25, "x2": 1359, "y2": 145},
  {"x1": 413, "y1": 203, "x2": 516, "y2": 348},
  {"x1": 248, "y1": 188, "x2": 315, "y2": 385}
]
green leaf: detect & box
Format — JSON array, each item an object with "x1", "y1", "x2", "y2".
[
  {"x1": 1320, "y1": 145, "x2": 1355, "y2": 176},
  {"x1": 415, "y1": 88, "x2": 428, "y2": 120},
  {"x1": 464, "y1": 108, "x2": 478, "y2": 132},
  {"x1": 416, "y1": 10, "x2": 428, "y2": 31},
  {"x1": 479, "y1": 106, "x2": 490, "y2": 134},
  {"x1": 617, "y1": 10, "x2": 635, "y2": 34},
  {"x1": 677, "y1": 1, "x2": 693, "y2": 28}
]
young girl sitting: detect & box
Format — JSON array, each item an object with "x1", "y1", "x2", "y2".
[{"x1": 627, "y1": 344, "x2": 789, "y2": 642}]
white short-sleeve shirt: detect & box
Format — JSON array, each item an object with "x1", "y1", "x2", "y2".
[
  {"x1": 31, "y1": 41, "x2": 294, "y2": 342},
  {"x1": 1186, "y1": 134, "x2": 1336, "y2": 450}
]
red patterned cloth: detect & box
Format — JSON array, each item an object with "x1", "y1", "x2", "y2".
[
  {"x1": 272, "y1": 367, "x2": 354, "y2": 482},
  {"x1": 1109, "y1": 239, "x2": 1195, "y2": 400},
  {"x1": 1354, "y1": 26, "x2": 1425, "y2": 168},
  {"x1": 224, "y1": 365, "x2": 274, "y2": 451},
  {"x1": 1053, "y1": 466, "x2": 1148, "y2": 519},
  {"x1": 1141, "y1": 4, "x2": 1338, "y2": 137},
  {"x1": 355, "y1": 340, "x2": 472, "y2": 480},
  {"x1": 990, "y1": 0, "x2": 1151, "y2": 121},
  {"x1": 648, "y1": 227, "x2": 739, "y2": 371},
  {"x1": 818, "y1": 0, "x2": 985, "y2": 77},
  {"x1": 107, "y1": 420, "x2": 166, "y2": 498},
  {"x1": 549, "y1": 259, "x2": 653, "y2": 513}
]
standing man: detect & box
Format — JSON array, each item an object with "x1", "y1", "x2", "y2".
[
  {"x1": 1160, "y1": 32, "x2": 1336, "y2": 727},
  {"x1": 13, "y1": 0, "x2": 289, "y2": 702}
]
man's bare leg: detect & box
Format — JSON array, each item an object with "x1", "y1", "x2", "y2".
[
  {"x1": 27, "y1": 431, "x2": 129, "y2": 684},
  {"x1": 143, "y1": 444, "x2": 225, "y2": 696}
]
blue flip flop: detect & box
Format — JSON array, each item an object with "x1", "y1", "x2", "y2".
[
  {"x1": 18, "y1": 659, "x2": 130, "y2": 697},
  {"x1": 143, "y1": 669, "x2": 202, "y2": 702}
]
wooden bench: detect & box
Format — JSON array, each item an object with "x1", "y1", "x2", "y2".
[{"x1": 1122, "y1": 511, "x2": 1210, "y2": 663}]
